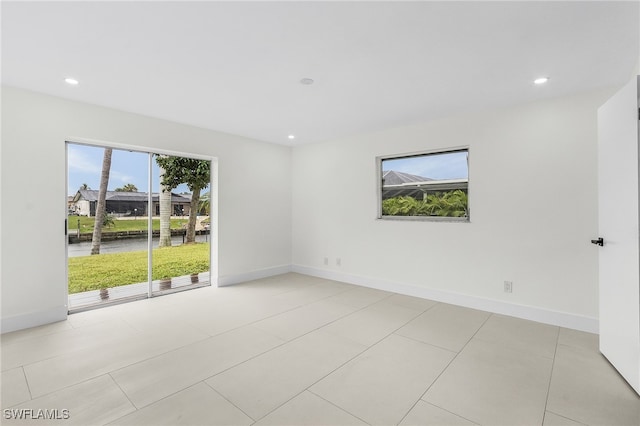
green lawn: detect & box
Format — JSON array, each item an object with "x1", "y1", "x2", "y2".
[
  {"x1": 68, "y1": 216, "x2": 187, "y2": 233},
  {"x1": 68, "y1": 243, "x2": 210, "y2": 293}
]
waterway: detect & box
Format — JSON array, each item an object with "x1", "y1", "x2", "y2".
[{"x1": 67, "y1": 234, "x2": 209, "y2": 257}]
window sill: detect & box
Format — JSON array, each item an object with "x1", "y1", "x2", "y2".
[{"x1": 377, "y1": 215, "x2": 470, "y2": 223}]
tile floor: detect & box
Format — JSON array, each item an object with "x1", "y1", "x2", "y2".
[{"x1": 1, "y1": 273, "x2": 639, "y2": 425}]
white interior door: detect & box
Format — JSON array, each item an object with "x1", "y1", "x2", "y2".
[{"x1": 597, "y1": 75, "x2": 640, "y2": 395}]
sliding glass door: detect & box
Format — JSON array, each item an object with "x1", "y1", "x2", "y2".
[
  {"x1": 151, "y1": 154, "x2": 210, "y2": 295},
  {"x1": 66, "y1": 142, "x2": 212, "y2": 311}
]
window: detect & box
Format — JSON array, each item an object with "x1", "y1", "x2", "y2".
[{"x1": 378, "y1": 148, "x2": 469, "y2": 221}]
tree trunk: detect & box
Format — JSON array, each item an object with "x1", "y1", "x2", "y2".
[
  {"x1": 159, "y1": 164, "x2": 172, "y2": 247},
  {"x1": 90, "y1": 148, "x2": 112, "y2": 255},
  {"x1": 186, "y1": 187, "x2": 201, "y2": 243}
]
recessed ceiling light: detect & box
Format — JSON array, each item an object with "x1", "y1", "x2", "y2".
[
  {"x1": 288, "y1": 135, "x2": 295, "y2": 140},
  {"x1": 534, "y1": 77, "x2": 549, "y2": 85},
  {"x1": 299, "y1": 78, "x2": 314, "y2": 85},
  {"x1": 64, "y1": 77, "x2": 79, "y2": 85}
]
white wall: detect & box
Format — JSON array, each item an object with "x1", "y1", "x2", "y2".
[
  {"x1": 1, "y1": 86, "x2": 292, "y2": 332},
  {"x1": 0, "y1": 85, "x2": 621, "y2": 334},
  {"x1": 292, "y1": 89, "x2": 616, "y2": 332}
]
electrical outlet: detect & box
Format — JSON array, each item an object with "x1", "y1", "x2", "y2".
[
  {"x1": 504, "y1": 281, "x2": 513, "y2": 293},
  {"x1": 323, "y1": 257, "x2": 329, "y2": 266},
  {"x1": 336, "y1": 257, "x2": 342, "y2": 266}
]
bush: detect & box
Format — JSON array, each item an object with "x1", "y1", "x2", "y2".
[{"x1": 382, "y1": 190, "x2": 468, "y2": 217}]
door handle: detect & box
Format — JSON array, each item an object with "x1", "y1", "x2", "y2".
[{"x1": 591, "y1": 237, "x2": 604, "y2": 246}]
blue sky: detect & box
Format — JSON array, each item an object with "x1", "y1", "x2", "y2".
[
  {"x1": 68, "y1": 144, "x2": 206, "y2": 195},
  {"x1": 382, "y1": 150, "x2": 468, "y2": 180}
]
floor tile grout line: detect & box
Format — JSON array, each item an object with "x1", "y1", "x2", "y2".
[
  {"x1": 108, "y1": 333, "x2": 289, "y2": 407},
  {"x1": 401, "y1": 400, "x2": 480, "y2": 426},
  {"x1": 20, "y1": 365, "x2": 34, "y2": 402},
  {"x1": 198, "y1": 289, "x2": 422, "y2": 389},
  {"x1": 183, "y1": 287, "x2": 372, "y2": 379},
  {"x1": 0, "y1": 282, "x2": 393, "y2": 348},
  {"x1": 2, "y1": 281, "x2": 393, "y2": 396},
  {"x1": 9, "y1": 351, "x2": 82, "y2": 385},
  {"x1": 2, "y1": 322, "x2": 146, "y2": 373},
  {"x1": 74, "y1": 278, "x2": 347, "y2": 343},
  {"x1": 302, "y1": 291, "x2": 435, "y2": 341},
  {"x1": 265, "y1": 286, "x2": 354, "y2": 311},
  {"x1": 246, "y1": 288, "x2": 436, "y2": 348},
  {"x1": 114, "y1": 372, "x2": 218, "y2": 414},
  {"x1": 104, "y1": 378, "x2": 253, "y2": 425},
  {"x1": 200, "y1": 282, "x2": 376, "y2": 340},
  {"x1": 249, "y1": 301, "x2": 371, "y2": 343},
  {"x1": 407, "y1": 312, "x2": 494, "y2": 424},
  {"x1": 307, "y1": 389, "x2": 373, "y2": 425},
  {"x1": 541, "y1": 326, "x2": 562, "y2": 425},
  {"x1": 226, "y1": 297, "x2": 429, "y2": 425},
  {"x1": 20, "y1": 320, "x2": 209, "y2": 395},
  {"x1": 119, "y1": 378, "x2": 198, "y2": 412},
  {"x1": 544, "y1": 409, "x2": 589, "y2": 426},
  {"x1": 107, "y1": 372, "x2": 138, "y2": 411},
  {"x1": 109, "y1": 373, "x2": 260, "y2": 424},
  {"x1": 10, "y1": 276, "x2": 625, "y2": 425},
  {"x1": 104, "y1": 308, "x2": 304, "y2": 382},
  {"x1": 226, "y1": 286, "x2": 397, "y2": 352},
  {"x1": 192, "y1": 292, "x2": 387, "y2": 381},
  {"x1": 202, "y1": 380, "x2": 257, "y2": 423},
  {"x1": 32, "y1": 330, "x2": 215, "y2": 397},
  {"x1": 241, "y1": 286, "x2": 378, "y2": 332},
  {"x1": 278, "y1": 303, "x2": 431, "y2": 424},
  {"x1": 392, "y1": 332, "x2": 459, "y2": 355},
  {"x1": 5, "y1": 373, "x2": 123, "y2": 410}
]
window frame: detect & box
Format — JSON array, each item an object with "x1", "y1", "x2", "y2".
[{"x1": 376, "y1": 147, "x2": 470, "y2": 222}]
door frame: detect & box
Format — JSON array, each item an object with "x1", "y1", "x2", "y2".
[{"x1": 65, "y1": 137, "x2": 219, "y2": 311}]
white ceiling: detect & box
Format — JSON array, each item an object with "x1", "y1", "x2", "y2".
[{"x1": 2, "y1": 1, "x2": 638, "y2": 146}]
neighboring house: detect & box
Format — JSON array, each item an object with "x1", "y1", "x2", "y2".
[
  {"x1": 71, "y1": 189, "x2": 192, "y2": 217},
  {"x1": 382, "y1": 170, "x2": 468, "y2": 200},
  {"x1": 67, "y1": 196, "x2": 78, "y2": 214}
]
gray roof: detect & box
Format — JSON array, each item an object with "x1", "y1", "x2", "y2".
[
  {"x1": 382, "y1": 170, "x2": 433, "y2": 185},
  {"x1": 382, "y1": 170, "x2": 467, "y2": 199},
  {"x1": 74, "y1": 189, "x2": 191, "y2": 203}
]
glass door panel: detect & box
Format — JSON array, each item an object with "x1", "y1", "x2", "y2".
[
  {"x1": 151, "y1": 154, "x2": 211, "y2": 294},
  {"x1": 67, "y1": 143, "x2": 150, "y2": 311}
]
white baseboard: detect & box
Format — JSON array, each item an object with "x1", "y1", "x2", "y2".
[
  {"x1": 292, "y1": 265, "x2": 599, "y2": 334},
  {"x1": 1, "y1": 305, "x2": 68, "y2": 334},
  {"x1": 218, "y1": 264, "x2": 293, "y2": 287},
  {"x1": 2, "y1": 265, "x2": 597, "y2": 335}
]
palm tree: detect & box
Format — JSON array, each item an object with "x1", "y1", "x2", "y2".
[
  {"x1": 114, "y1": 183, "x2": 138, "y2": 192},
  {"x1": 158, "y1": 160, "x2": 172, "y2": 247},
  {"x1": 80, "y1": 183, "x2": 90, "y2": 190},
  {"x1": 199, "y1": 192, "x2": 210, "y2": 215},
  {"x1": 90, "y1": 148, "x2": 112, "y2": 255}
]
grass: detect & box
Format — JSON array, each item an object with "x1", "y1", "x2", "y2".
[
  {"x1": 68, "y1": 216, "x2": 188, "y2": 233},
  {"x1": 68, "y1": 243, "x2": 210, "y2": 293}
]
